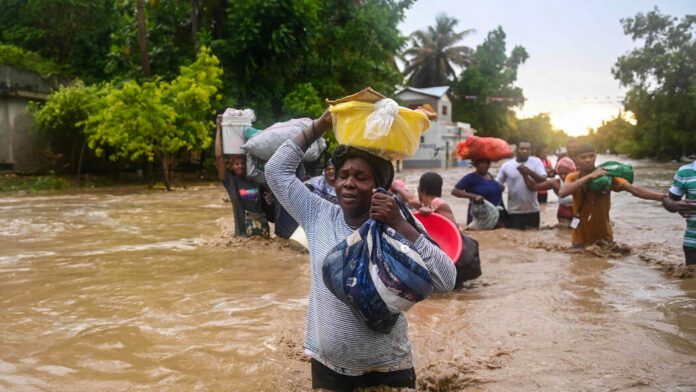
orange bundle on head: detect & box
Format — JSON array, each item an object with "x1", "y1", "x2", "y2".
[{"x1": 455, "y1": 137, "x2": 512, "y2": 161}]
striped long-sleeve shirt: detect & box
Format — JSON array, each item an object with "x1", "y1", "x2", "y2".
[{"x1": 265, "y1": 140, "x2": 456, "y2": 376}]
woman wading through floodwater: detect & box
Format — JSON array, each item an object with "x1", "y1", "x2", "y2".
[{"x1": 265, "y1": 110, "x2": 455, "y2": 391}]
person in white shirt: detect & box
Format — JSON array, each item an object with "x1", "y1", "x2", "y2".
[{"x1": 495, "y1": 141, "x2": 547, "y2": 229}]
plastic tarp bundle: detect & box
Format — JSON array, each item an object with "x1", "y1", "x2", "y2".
[
  {"x1": 329, "y1": 98, "x2": 430, "y2": 161},
  {"x1": 246, "y1": 154, "x2": 267, "y2": 186},
  {"x1": 467, "y1": 200, "x2": 500, "y2": 230},
  {"x1": 455, "y1": 137, "x2": 512, "y2": 162},
  {"x1": 322, "y1": 192, "x2": 434, "y2": 334},
  {"x1": 242, "y1": 118, "x2": 327, "y2": 162},
  {"x1": 588, "y1": 161, "x2": 634, "y2": 192}
]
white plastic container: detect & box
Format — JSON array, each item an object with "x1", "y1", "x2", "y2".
[{"x1": 221, "y1": 115, "x2": 252, "y2": 155}]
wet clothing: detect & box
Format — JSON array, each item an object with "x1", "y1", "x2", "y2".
[
  {"x1": 507, "y1": 211, "x2": 540, "y2": 230},
  {"x1": 537, "y1": 157, "x2": 553, "y2": 201},
  {"x1": 455, "y1": 172, "x2": 504, "y2": 223},
  {"x1": 669, "y1": 161, "x2": 696, "y2": 251},
  {"x1": 266, "y1": 140, "x2": 455, "y2": 377},
  {"x1": 565, "y1": 171, "x2": 627, "y2": 246},
  {"x1": 311, "y1": 359, "x2": 416, "y2": 391},
  {"x1": 557, "y1": 179, "x2": 574, "y2": 221},
  {"x1": 496, "y1": 157, "x2": 547, "y2": 214},
  {"x1": 222, "y1": 172, "x2": 271, "y2": 237},
  {"x1": 685, "y1": 246, "x2": 696, "y2": 266}
]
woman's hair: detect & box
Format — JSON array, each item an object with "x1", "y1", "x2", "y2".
[
  {"x1": 331, "y1": 145, "x2": 394, "y2": 189},
  {"x1": 418, "y1": 172, "x2": 443, "y2": 197}
]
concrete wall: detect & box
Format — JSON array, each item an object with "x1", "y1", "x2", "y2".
[{"x1": 0, "y1": 66, "x2": 52, "y2": 172}]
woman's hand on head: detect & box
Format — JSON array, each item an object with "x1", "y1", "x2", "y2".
[
  {"x1": 314, "y1": 109, "x2": 333, "y2": 135},
  {"x1": 370, "y1": 190, "x2": 404, "y2": 228}
]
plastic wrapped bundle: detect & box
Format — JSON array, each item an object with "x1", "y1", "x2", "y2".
[
  {"x1": 467, "y1": 200, "x2": 500, "y2": 230},
  {"x1": 242, "y1": 118, "x2": 326, "y2": 162},
  {"x1": 588, "y1": 161, "x2": 634, "y2": 192},
  {"x1": 322, "y1": 193, "x2": 434, "y2": 334},
  {"x1": 455, "y1": 137, "x2": 512, "y2": 162},
  {"x1": 329, "y1": 99, "x2": 430, "y2": 161}
]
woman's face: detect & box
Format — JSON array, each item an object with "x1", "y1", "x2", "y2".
[
  {"x1": 228, "y1": 156, "x2": 245, "y2": 177},
  {"x1": 474, "y1": 160, "x2": 490, "y2": 175},
  {"x1": 334, "y1": 157, "x2": 376, "y2": 219}
]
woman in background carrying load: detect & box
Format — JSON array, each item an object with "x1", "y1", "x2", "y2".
[{"x1": 215, "y1": 115, "x2": 274, "y2": 237}]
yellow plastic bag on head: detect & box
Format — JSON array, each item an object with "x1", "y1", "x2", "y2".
[{"x1": 329, "y1": 99, "x2": 430, "y2": 161}]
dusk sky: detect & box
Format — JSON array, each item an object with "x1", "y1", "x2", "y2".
[{"x1": 399, "y1": 0, "x2": 696, "y2": 136}]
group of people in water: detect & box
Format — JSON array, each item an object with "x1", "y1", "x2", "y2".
[{"x1": 216, "y1": 110, "x2": 695, "y2": 390}]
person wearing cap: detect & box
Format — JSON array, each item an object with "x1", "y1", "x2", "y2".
[
  {"x1": 558, "y1": 143, "x2": 663, "y2": 247},
  {"x1": 496, "y1": 141, "x2": 547, "y2": 230},
  {"x1": 662, "y1": 160, "x2": 696, "y2": 265},
  {"x1": 264, "y1": 110, "x2": 455, "y2": 390}
]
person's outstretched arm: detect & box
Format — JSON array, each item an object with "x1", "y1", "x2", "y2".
[
  {"x1": 621, "y1": 182, "x2": 664, "y2": 201},
  {"x1": 265, "y1": 111, "x2": 333, "y2": 229},
  {"x1": 214, "y1": 115, "x2": 226, "y2": 181}
]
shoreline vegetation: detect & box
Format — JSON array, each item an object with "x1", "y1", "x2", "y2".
[{"x1": 0, "y1": 171, "x2": 220, "y2": 193}]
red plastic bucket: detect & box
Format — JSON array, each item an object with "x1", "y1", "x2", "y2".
[{"x1": 413, "y1": 212, "x2": 462, "y2": 263}]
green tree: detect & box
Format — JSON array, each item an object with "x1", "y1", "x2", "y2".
[
  {"x1": 582, "y1": 113, "x2": 637, "y2": 156},
  {"x1": 0, "y1": 44, "x2": 61, "y2": 78},
  {"x1": 612, "y1": 8, "x2": 696, "y2": 158},
  {"x1": 514, "y1": 114, "x2": 568, "y2": 152},
  {"x1": 451, "y1": 27, "x2": 528, "y2": 139},
  {"x1": 84, "y1": 48, "x2": 222, "y2": 190},
  {"x1": 29, "y1": 81, "x2": 105, "y2": 176},
  {"x1": 402, "y1": 13, "x2": 475, "y2": 88},
  {"x1": 0, "y1": 0, "x2": 117, "y2": 82}
]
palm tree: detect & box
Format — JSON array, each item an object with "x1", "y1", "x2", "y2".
[{"x1": 403, "y1": 14, "x2": 475, "y2": 88}]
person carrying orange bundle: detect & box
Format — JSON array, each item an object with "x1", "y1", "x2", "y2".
[{"x1": 455, "y1": 136, "x2": 512, "y2": 162}]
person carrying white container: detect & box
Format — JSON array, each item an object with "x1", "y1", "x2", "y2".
[{"x1": 214, "y1": 114, "x2": 274, "y2": 238}]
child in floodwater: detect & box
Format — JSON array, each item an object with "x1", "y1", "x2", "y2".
[
  {"x1": 215, "y1": 118, "x2": 274, "y2": 238},
  {"x1": 662, "y1": 160, "x2": 696, "y2": 265},
  {"x1": 392, "y1": 173, "x2": 482, "y2": 286},
  {"x1": 557, "y1": 143, "x2": 663, "y2": 247},
  {"x1": 391, "y1": 172, "x2": 457, "y2": 224},
  {"x1": 265, "y1": 110, "x2": 455, "y2": 390}
]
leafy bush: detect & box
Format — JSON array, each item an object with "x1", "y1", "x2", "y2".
[
  {"x1": 31, "y1": 176, "x2": 67, "y2": 191},
  {"x1": 0, "y1": 44, "x2": 61, "y2": 77}
]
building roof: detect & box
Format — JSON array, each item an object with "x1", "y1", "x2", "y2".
[{"x1": 395, "y1": 86, "x2": 450, "y2": 98}]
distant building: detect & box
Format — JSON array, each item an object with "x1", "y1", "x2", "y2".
[
  {"x1": 395, "y1": 86, "x2": 474, "y2": 169},
  {"x1": 0, "y1": 65, "x2": 52, "y2": 172}
]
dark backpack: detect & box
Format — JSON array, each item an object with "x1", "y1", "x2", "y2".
[{"x1": 454, "y1": 234, "x2": 482, "y2": 289}]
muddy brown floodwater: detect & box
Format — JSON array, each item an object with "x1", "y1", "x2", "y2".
[{"x1": 1, "y1": 156, "x2": 695, "y2": 391}]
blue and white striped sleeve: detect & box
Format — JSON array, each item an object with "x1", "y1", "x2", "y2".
[
  {"x1": 265, "y1": 140, "x2": 329, "y2": 230},
  {"x1": 414, "y1": 235, "x2": 456, "y2": 293}
]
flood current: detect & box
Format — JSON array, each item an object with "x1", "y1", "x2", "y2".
[{"x1": 1, "y1": 156, "x2": 694, "y2": 391}]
